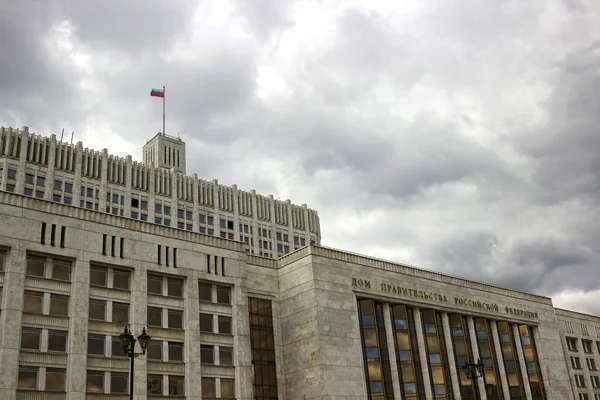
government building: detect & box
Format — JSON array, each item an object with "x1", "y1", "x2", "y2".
[{"x1": 0, "y1": 126, "x2": 598, "y2": 400}]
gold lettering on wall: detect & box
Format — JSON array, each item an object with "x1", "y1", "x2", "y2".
[{"x1": 454, "y1": 297, "x2": 499, "y2": 312}]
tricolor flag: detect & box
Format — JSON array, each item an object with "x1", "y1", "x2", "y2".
[{"x1": 150, "y1": 88, "x2": 165, "y2": 98}]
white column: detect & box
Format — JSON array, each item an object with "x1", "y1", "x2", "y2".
[
  {"x1": 44, "y1": 134, "x2": 57, "y2": 201},
  {"x1": 99, "y1": 149, "x2": 108, "y2": 212},
  {"x1": 72, "y1": 142, "x2": 83, "y2": 207},
  {"x1": 511, "y1": 324, "x2": 532, "y2": 400},
  {"x1": 441, "y1": 313, "x2": 461, "y2": 399},
  {"x1": 467, "y1": 317, "x2": 487, "y2": 399},
  {"x1": 131, "y1": 262, "x2": 147, "y2": 400},
  {"x1": 251, "y1": 190, "x2": 259, "y2": 254},
  {"x1": 490, "y1": 321, "x2": 511, "y2": 400},
  {"x1": 192, "y1": 174, "x2": 199, "y2": 232},
  {"x1": 382, "y1": 303, "x2": 403, "y2": 399},
  {"x1": 66, "y1": 259, "x2": 91, "y2": 400},
  {"x1": 413, "y1": 308, "x2": 433, "y2": 400},
  {"x1": 0, "y1": 250, "x2": 27, "y2": 400},
  {"x1": 232, "y1": 185, "x2": 240, "y2": 241},
  {"x1": 184, "y1": 270, "x2": 202, "y2": 399},
  {"x1": 15, "y1": 128, "x2": 29, "y2": 194}
]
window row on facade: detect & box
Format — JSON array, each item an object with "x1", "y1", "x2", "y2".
[{"x1": 357, "y1": 299, "x2": 546, "y2": 400}]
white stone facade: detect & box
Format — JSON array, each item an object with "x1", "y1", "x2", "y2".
[
  {"x1": 0, "y1": 126, "x2": 321, "y2": 259},
  {"x1": 0, "y1": 190, "x2": 589, "y2": 400}
]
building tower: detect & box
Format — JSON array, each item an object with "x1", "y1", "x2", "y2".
[{"x1": 143, "y1": 132, "x2": 186, "y2": 175}]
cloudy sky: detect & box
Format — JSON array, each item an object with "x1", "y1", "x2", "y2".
[{"x1": 1, "y1": 0, "x2": 599, "y2": 314}]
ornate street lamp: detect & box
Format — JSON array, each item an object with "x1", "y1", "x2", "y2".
[
  {"x1": 462, "y1": 358, "x2": 484, "y2": 400},
  {"x1": 120, "y1": 327, "x2": 151, "y2": 400}
]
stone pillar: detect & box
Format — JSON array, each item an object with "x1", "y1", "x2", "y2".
[
  {"x1": 441, "y1": 313, "x2": 461, "y2": 399},
  {"x1": 250, "y1": 190, "x2": 259, "y2": 254},
  {"x1": 72, "y1": 142, "x2": 84, "y2": 207},
  {"x1": 413, "y1": 308, "x2": 433, "y2": 400},
  {"x1": 148, "y1": 166, "x2": 156, "y2": 222},
  {"x1": 170, "y1": 168, "x2": 177, "y2": 223},
  {"x1": 44, "y1": 134, "x2": 57, "y2": 201},
  {"x1": 192, "y1": 174, "x2": 199, "y2": 232},
  {"x1": 467, "y1": 317, "x2": 487, "y2": 399},
  {"x1": 382, "y1": 303, "x2": 402, "y2": 399},
  {"x1": 531, "y1": 326, "x2": 553, "y2": 399},
  {"x1": 124, "y1": 155, "x2": 133, "y2": 217},
  {"x1": 268, "y1": 195, "x2": 277, "y2": 257},
  {"x1": 234, "y1": 290, "x2": 254, "y2": 399},
  {"x1": 490, "y1": 322, "x2": 511, "y2": 400},
  {"x1": 66, "y1": 259, "x2": 91, "y2": 400},
  {"x1": 99, "y1": 149, "x2": 108, "y2": 212},
  {"x1": 511, "y1": 324, "x2": 532, "y2": 400},
  {"x1": 15, "y1": 127, "x2": 29, "y2": 194},
  {"x1": 184, "y1": 270, "x2": 202, "y2": 399},
  {"x1": 212, "y1": 179, "x2": 221, "y2": 237},
  {"x1": 286, "y1": 199, "x2": 294, "y2": 247},
  {"x1": 0, "y1": 249, "x2": 27, "y2": 400},
  {"x1": 232, "y1": 185, "x2": 240, "y2": 241},
  {"x1": 131, "y1": 263, "x2": 147, "y2": 400},
  {"x1": 302, "y1": 204, "x2": 310, "y2": 245}
]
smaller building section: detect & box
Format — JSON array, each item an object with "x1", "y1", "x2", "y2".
[{"x1": 556, "y1": 309, "x2": 600, "y2": 400}]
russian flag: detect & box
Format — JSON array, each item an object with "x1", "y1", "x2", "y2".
[{"x1": 150, "y1": 88, "x2": 165, "y2": 98}]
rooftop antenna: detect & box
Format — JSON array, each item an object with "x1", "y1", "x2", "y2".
[
  {"x1": 70, "y1": 131, "x2": 74, "y2": 146},
  {"x1": 60, "y1": 128, "x2": 64, "y2": 143}
]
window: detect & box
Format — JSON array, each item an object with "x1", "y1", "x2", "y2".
[
  {"x1": 572, "y1": 357, "x2": 582, "y2": 369},
  {"x1": 220, "y1": 346, "x2": 233, "y2": 365},
  {"x1": 113, "y1": 270, "x2": 130, "y2": 290},
  {"x1": 50, "y1": 294, "x2": 69, "y2": 316},
  {"x1": 202, "y1": 377, "x2": 216, "y2": 397},
  {"x1": 169, "y1": 376, "x2": 184, "y2": 396},
  {"x1": 148, "y1": 374, "x2": 163, "y2": 395},
  {"x1": 86, "y1": 370, "x2": 104, "y2": 393},
  {"x1": 168, "y1": 342, "x2": 184, "y2": 362},
  {"x1": 90, "y1": 267, "x2": 107, "y2": 287},
  {"x1": 249, "y1": 297, "x2": 278, "y2": 399},
  {"x1": 48, "y1": 330, "x2": 68, "y2": 352},
  {"x1": 199, "y1": 282, "x2": 212, "y2": 302},
  {"x1": 168, "y1": 278, "x2": 183, "y2": 297},
  {"x1": 26, "y1": 256, "x2": 45, "y2": 277},
  {"x1": 580, "y1": 394, "x2": 590, "y2": 400},
  {"x1": 200, "y1": 313, "x2": 213, "y2": 333},
  {"x1": 23, "y1": 291, "x2": 43, "y2": 314},
  {"x1": 221, "y1": 379, "x2": 235, "y2": 399},
  {"x1": 588, "y1": 358, "x2": 597, "y2": 370},
  {"x1": 18, "y1": 366, "x2": 38, "y2": 389},
  {"x1": 592, "y1": 375, "x2": 600, "y2": 388},
  {"x1": 112, "y1": 336, "x2": 127, "y2": 358},
  {"x1": 46, "y1": 368, "x2": 66, "y2": 391},
  {"x1": 568, "y1": 337, "x2": 579, "y2": 352},
  {"x1": 147, "y1": 340, "x2": 162, "y2": 360},
  {"x1": 111, "y1": 372, "x2": 128, "y2": 393},
  {"x1": 25, "y1": 173, "x2": 34, "y2": 184},
  {"x1": 168, "y1": 309, "x2": 183, "y2": 329},
  {"x1": 88, "y1": 334, "x2": 105, "y2": 355},
  {"x1": 201, "y1": 345, "x2": 214, "y2": 364},
  {"x1": 148, "y1": 275, "x2": 162, "y2": 295},
  {"x1": 21, "y1": 327, "x2": 41, "y2": 350},
  {"x1": 576, "y1": 374, "x2": 586, "y2": 387},
  {"x1": 52, "y1": 260, "x2": 71, "y2": 281},
  {"x1": 112, "y1": 302, "x2": 129, "y2": 323},
  {"x1": 218, "y1": 316, "x2": 232, "y2": 335},
  {"x1": 584, "y1": 340, "x2": 593, "y2": 353},
  {"x1": 148, "y1": 307, "x2": 162, "y2": 327},
  {"x1": 89, "y1": 299, "x2": 106, "y2": 320},
  {"x1": 0, "y1": 251, "x2": 5, "y2": 271},
  {"x1": 216, "y1": 285, "x2": 231, "y2": 304}
]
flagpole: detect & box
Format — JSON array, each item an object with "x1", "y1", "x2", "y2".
[{"x1": 162, "y1": 86, "x2": 166, "y2": 134}]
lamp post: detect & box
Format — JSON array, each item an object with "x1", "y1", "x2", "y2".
[
  {"x1": 120, "y1": 326, "x2": 151, "y2": 400},
  {"x1": 461, "y1": 358, "x2": 484, "y2": 400}
]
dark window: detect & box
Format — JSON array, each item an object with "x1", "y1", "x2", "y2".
[
  {"x1": 168, "y1": 342, "x2": 184, "y2": 362},
  {"x1": 112, "y1": 302, "x2": 129, "y2": 323},
  {"x1": 147, "y1": 374, "x2": 163, "y2": 394},
  {"x1": 52, "y1": 260, "x2": 71, "y2": 281},
  {"x1": 168, "y1": 278, "x2": 183, "y2": 297},
  {"x1": 48, "y1": 330, "x2": 67, "y2": 352},
  {"x1": 199, "y1": 282, "x2": 212, "y2": 302},
  {"x1": 86, "y1": 370, "x2": 104, "y2": 393},
  {"x1": 111, "y1": 336, "x2": 127, "y2": 358},
  {"x1": 219, "y1": 316, "x2": 232, "y2": 335},
  {"x1": 23, "y1": 291, "x2": 43, "y2": 314},
  {"x1": 21, "y1": 327, "x2": 41, "y2": 350},
  {"x1": 88, "y1": 334, "x2": 105, "y2": 355},
  {"x1": 111, "y1": 372, "x2": 128, "y2": 394},
  {"x1": 169, "y1": 376, "x2": 184, "y2": 396},
  {"x1": 113, "y1": 270, "x2": 130, "y2": 290},
  {"x1": 18, "y1": 366, "x2": 38, "y2": 389},
  {"x1": 54, "y1": 180, "x2": 62, "y2": 190},
  {"x1": 46, "y1": 368, "x2": 66, "y2": 391},
  {"x1": 201, "y1": 344, "x2": 214, "y2": 364},
  {"x1": 90, "y1": 267, "x2": 107, "y2": 287},
  {"x1": 220, "y1": 346, "x2": 233, "y2": 365},
  {"x1": 89, "y1": 299, "x2": 106, "y2": 320},
  {"x1": 249, "y1": 297, "x2": 278, "y2": 399},
  {"x1": 200, "y1": 313, "x2": 213, "y2": 333},
  {"x1": 26, "y1": 256, "x2": 45, "y2": 277},
  {"x1": 147, "y1": 340, "x2": 162, "y2": 360},
  {"x1": 168, "y1": 309, "x2": 183, "y2": 329},
  {"x1": 202, "y1": 378, "x2": 216, "y2": 397},
  {"x1": 147, "y1": 307, "x2": 162, "y2": 327},
  {"x1": 49, "y1": 294, "x2": 69, "y2": 316},
  {"x1": 217, "y1": 285, "x2": 231, "y2": 304},
  {"x1": 148, "y1": 274, "x2": 162, "y2": 295}
]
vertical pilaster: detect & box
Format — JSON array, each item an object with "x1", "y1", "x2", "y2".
[
  {"x1": 66, "y1": 259, "x2": 90, "y2": 400},
  {"x1": 44, "y1": 134, "x2": 57, "y2": 201},
  {"x1": 99, "y1": 149, "x2": 108, "y2": 212},
  {"x1": 124, "y1": 155, "x2": 133, "y2": 217},
  {"x1": 212, "y1": 179, "x2": 220, "y2": 237},
  {"x1": 235, "y1": 290, "x2": 254, "y2": 399},
  {"x1": 250, "y1": 190, "x2": 259, "y2": 254},
  {"x1": 148, "y1": 167, "x2": 156, "y2": 222},
  {"x1": 511, "y1": 324, "x2": 532, "y2": 400},
  {"x1": 192, "y1": 174, "x2": 199, "y2": 232},
  {"x1": 467, "y1": 317, "x2": 487, "y2": 399},
  {"x1": 441, "y1": 313, "x2": 461, "y2": 399},
  {"x1": 0, "y1": 249, "x2": 27, "y2": 400},
  {"x1": 72, "y1": 142, "x2": 83, "y2": 207},
  {"x1": 413, "y1": 308, "x2": 433, "y2": 400},
  {"x1": 285, "y1": 200, "x2": 294, "y2": 246},
  {"x1": 184, "y1": 271, "x2": 201, "y2": 399},
  {"x1": 382, "y1": 303, "x2": 402, "y2": 399},
  {"x1": 131, "y1": 262, "x2": 147, "y2": 400},
  {"x1": 15, "y1": 127, "x2": 29, "y2": 194},
  {"x1": 490, "y1": 321, "x2": 511, "y2": 400},
  {"x1": 268, "y1": 195, "x2": 277, "y2": 257},
  {"x1": 232, "y1": 185, "x2": 240, "y2": 241},
  {"x1": 170, "y1": 168, "x2": 177, "y2": 223}
]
